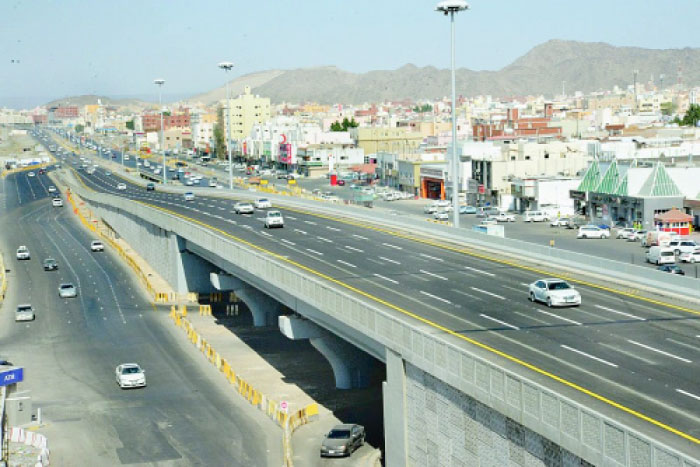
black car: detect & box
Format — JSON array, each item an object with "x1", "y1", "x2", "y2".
[
  {"x1": 146, "y1": 183, "x2": 155, "y2": 191},
  {"x1": 43, "y1": 258, "x2": 58, "y2": 271},
  {"x1": 657, "y1": 264, "x2": 685, "y2": 275}
]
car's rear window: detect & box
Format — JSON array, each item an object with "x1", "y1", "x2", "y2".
[{"x1": 328, "y1": 430, "x2": 350, "y2": 439}]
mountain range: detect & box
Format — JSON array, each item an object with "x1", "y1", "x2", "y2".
[{"x1": 47, "y1": 40, "x2": 700, "y2": 108}]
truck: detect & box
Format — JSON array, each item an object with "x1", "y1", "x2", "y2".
[{"x1": 642, "y1": 231, "x2": 674, "y2": 248}]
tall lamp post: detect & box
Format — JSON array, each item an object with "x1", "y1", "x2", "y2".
[
  {"x1": 218, "y1": 61, "x2": 234, "y2": 190},
  {"x1": 154, "y1": 78, "x2": 166, "y2": 184},
  {"x1": 436, "y1": 0, "x2": 469, "y2": 229}
]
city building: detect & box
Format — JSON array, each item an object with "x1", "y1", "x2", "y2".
[{"x1": 223, "y1": 86, "x2": 271, "y2": 142}]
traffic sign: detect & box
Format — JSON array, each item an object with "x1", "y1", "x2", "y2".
[{"x1": 0, "y1": 367, "x2": 23, "y2": 387}]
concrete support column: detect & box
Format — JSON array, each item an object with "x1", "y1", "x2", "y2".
[
  {"x1": 279, "y1": 315, "x2": 374, "y2": 389},
  {"x1": 383, "y1": 349, "x2": 408, "y2": 467},
  {"x1": 171, "y1": 236, "x2": 216, "y2": 294},
  {"x1": 210, "y1": 272, "x2": 281, "y2": 327}
]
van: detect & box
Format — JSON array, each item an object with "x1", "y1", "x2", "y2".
[
  {"x1": 646, "y1": 246, "x2": 675, "y2": 265},
  {"x1": 523, "y1": 211, "x2": 549, "y2": 222},
  {"x1": 667, "y1": 239, "x2": 698, "y2": 255}
]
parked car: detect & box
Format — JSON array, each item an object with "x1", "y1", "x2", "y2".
[
  {"x1": 16, "y1": 246, "x2": 30, "y2": 260},
  {"x1": 423, "y1": 204, "x2": 438, "y2": 214},
  {"x1": 577, "y1": 225, "x2": 610, "y2": 239},
  {"x1": 43, "y1": 258, "x2": 58, "y2": 271},
  {"x1": 528, "y1": 278, "x2": 581, "y2": 307},
  {"x1": 15, "y1": 304, "x2": 35, "y2": 322},
  {"x1": 320, "y1": 424, "x2": 365, "y2": 458},
  {"x1": 234, "y1": 202, "x2": 254, "y2": 214},
  {"x1": 646, "y1": 246, "x2": 676, "y2": 265},
  {"x1": 459, "y1": 205, "x2": 477, "y2": 214},
  {"x1": 115, "y1": 363, "x2": 146, "y2": 389},
  {"x1": 657, "y1": 264, "x2": 685, "y2": 275},
  {"x1": 58, "y1": 283, "x2": 78, "y2": 298},
  {"x1": 627, "y1": 230, "x2": 646, "y2": 242},
  {"x1": 494, "y1": 212, "x2": 516, "y2": 222},
  {"x1": 679, "y1": 248, "x2": 700, "y2": 263},
  {"x1": 254, "y1": 198, "x2": 272, "y2": 209},
  {"x1": 264, "y1": 210, "x2": 284, "y2": 228},
  {"x1": 337, "y1": 179, "x2": 345, "y2": 186}
]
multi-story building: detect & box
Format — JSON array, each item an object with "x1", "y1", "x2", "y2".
[
  {"x1": 190, "y1": 111, "x2": 216, "y2": 151},
  {"x1": 142, "y1": 109, "x2": 190, "y2": 132},
  {"x1": 223, "y1": 86, "x2": 271, "y2": 142},
  {"x1": 352, "y1": 126, "x2": 424, "y2": 156}
]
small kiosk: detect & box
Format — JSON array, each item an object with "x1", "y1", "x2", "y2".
[{"x1": 655, "y1": 208, "x2": 693, "y2": 236}]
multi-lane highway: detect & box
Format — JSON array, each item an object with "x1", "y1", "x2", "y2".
[
  {"x1": 52, "y1": 138, "x2": 700, "y2": 450},
  {"x1": 0, "y1": 167, "x2": 282, "y2": 465}
]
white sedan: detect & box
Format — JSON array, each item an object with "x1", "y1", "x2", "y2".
[
  {"x1": 58, "y1": 283, "x2": 78, "y2": 298},
  {"x1": 528, "y1": 279, "x2": 581, "y2": 307},
  {"x1": 116, "y1": 183, "x2": 127, "y2": 191},
  {"x1": 433, "y1": 210, "x2": 449, "y2": 221},
  {"x1": 234, "y1": 202, "x2": 254, "y2": 214},
  {"x1": 115, "y1": 363, "x2": 146, "y2": 389},
  {"x1": 254, "y1": 198, "x2": 272, "y2": 209}
]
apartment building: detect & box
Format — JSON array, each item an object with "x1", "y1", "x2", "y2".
[
  {"x1": 352, "y1": 126, "x2": 424, "y2": 155},
  {"x1": 223, "y1": 86, "x2": 271, "y2": 141}
]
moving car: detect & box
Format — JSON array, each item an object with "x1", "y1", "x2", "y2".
[
  {"x1": 27, "y1": 171, "x2": 35, "y2": 177},
  {"x1": 184, "y1": 192, "x2": 195, "y2": 201},
  {"x1": 433, "y1": 210, "x2": 449, "y2": 221},
  {"x1": 549, "y1": 217, "x2": 570, "y2": 227},
  {"x1": 115, "y1": 363, "x2": 147, "y2": 389},
  {"x1": 264, "y1": 210, "x2": 284, "y2": 228},
  {"x1": 627, "y1": 230, "x2": 646, "y2": 242},
  {"x1": 234, "y1": 202, "x2": 254, "y2": 214},
  {"x1": 459, "y1": 205, "x2": 477, "y2": 214},
  {"x1": 423, "y1": 204, "x2": 438, "y2": 214},
  {"x1": 657, "y1": 264, "x2": 685, "y2": 275},
  {"x1": 15, "y1": 304, "x2": 35, "y2": 322},
  {"x1": 523, "y1": 210, "x2": 549, "y2": 222},
  {"x1": 254, "y1": 198, "x2": 272, "y2": 209},
  {"x1": 494, "y1": 212, "x2": 516, "y2": 222},
  {"x1": 90, "y1": 240, "x2": 104, "y2": 252},
  {"x1": 615, "y1": 227, "x2": 636, "y2": 239},
  {"x1": 116, "y1": 183, "x2": 127, "y2": 191},
  {"x1": 577, "y1": 225, "x2": 610, "y2": 239},
  {"x1": 146, "y1": 183, "x2": 155, "y2": 191},
  {"x1": 320, "y1": 424, "x2": 365, "y2": 458},
  {"x1": 679, "y1": 248, "x2": 700, "y2": 263},
  {"x1": 58, "y1": 283, "x2": 78, "y2": 298},
  {"x1": 646, "y1": 246, "x2": 676, "y2": 265},
  {"x1": 16, "y1": 246, "x2": 30, "y2": 260},
  {"x1": 52, "y1": 197, "x2": 63, "y2": 207},
  {"x1": 43, "y1": 258, "x2": 58, "y2": 271},
  {"x1": 48, "y1": 185, "x2": 57, "y2": 193},
  {"x1": 528, "y1": 279, "x2": 581, "y2": 307},
  {"x1": 667, "y1": 239, "x2": 698, "y2": 256}
]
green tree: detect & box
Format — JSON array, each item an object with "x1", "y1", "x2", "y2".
[
  {"x1": 679, "y1": 103, "x2": 700, "y2": 127},
  {"x1": 125, "y1": 120, "x2": 134, "y2": 130},
  {"x1": 74, "y1": 124, "x2": 84, "y2": 133},
  {"x1": 346, "y1": 117, "x2": 358, "y2": 129},
  {"x1": 412, "y1": 104, "x2": 433, "y2": 113},
  {"x1": 213, "y1": 105, "x2": 226, "y2": 158},
  {"x1": 330, "y1": 121, "x2": 343, "y2": 132}
]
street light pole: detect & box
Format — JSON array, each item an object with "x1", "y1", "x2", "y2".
[
  {"x1": 436, "y1": 0, "x2": 469, "y2": 229},
  {"x1": 154, "y1": 79, "x2": 166, "y2": 184},
  {"x1": 218, "y1": 62, "x2": 234, "y2": 190}
]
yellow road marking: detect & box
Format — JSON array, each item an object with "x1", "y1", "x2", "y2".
[{"x1": 134, "y1": 200, "x2": 700, "y2": 446}]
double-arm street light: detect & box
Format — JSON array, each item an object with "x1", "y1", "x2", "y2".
[
  {"x1": 153, "y1": 78, "x2": 166, "y2": 184},
  {"x1": 436, "y1": 0, "x2": 469, "y2": 228},
  {"x1": 218, "y1": 61, "x2": 234, "y2": 190}
]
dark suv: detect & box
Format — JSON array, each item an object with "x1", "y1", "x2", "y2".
[{"x1": 146, "y1": 183, "x2": 155, "y2": 191}]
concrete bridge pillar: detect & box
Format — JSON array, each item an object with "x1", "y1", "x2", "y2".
[
  {"x1": 172, "y1": 235, "x2": 216, "y2": 294},
  {"x1": 279, "y1": 315, "x2": 374, "y2": 389},
  {"x1": 383, "y1": 349, "x2": 408, "y2": 467},
  {"x1": 210, "y1": 272, "x2": 281, "y2": 327}
]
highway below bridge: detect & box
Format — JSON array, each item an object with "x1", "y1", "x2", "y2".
[{"x1": 43, "y1": 130, "x2": 700, "y2": 466}]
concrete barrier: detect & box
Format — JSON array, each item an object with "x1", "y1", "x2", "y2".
[
  {"x1": 0, "y1": 251, "x2": 7, "y2": 304},
  {"x1": 168, "y1": 309, "x2": 319, "y2": 466}
]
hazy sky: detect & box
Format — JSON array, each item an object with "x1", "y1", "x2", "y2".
[{"x1": 2, "y1": 0, "x2": 699, "y2": 108}]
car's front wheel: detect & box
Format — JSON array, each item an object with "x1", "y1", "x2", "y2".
[
  {"x1": 546, "y1": 298, "x2": 552, "y2": 308},
  {"x1": 528, "y1": 292, "x2": 535, "y2": 302}
]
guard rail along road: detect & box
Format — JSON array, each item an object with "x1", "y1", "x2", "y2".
[{"x1": 58, "y1": 169, "x2": 700, "y2": 467}]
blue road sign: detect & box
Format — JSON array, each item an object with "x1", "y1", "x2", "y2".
[{"x1": 0, "y1": 367, "x2": 23, "y2": 387}]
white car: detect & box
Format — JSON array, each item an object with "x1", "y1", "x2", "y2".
[
  {"x1": 58, "y1": 283, "x2": 78, "y2": 298},
  {"x1": 423, "y1": 204, "x2": 438, "y2": 214},
  {"x1": 15, "y1": 304, "x2": 35, "y2": 322},
  {"x1": 185, "y1": 178, "x2": 194, "y2": 186},
  {"x1": 234, "y1": 202, "x2": 254, "y2": 214},
  {"x1": 577, "y1": 225, "x2": 610, "y2": 239},
  {"x1": 27, "y1": 171, "x2": 35, "y2": 177},
  {"x1": 115, "y1": 363, "x2": 146, "y2": 389},
  {"x1": 615, "y1": 227, "x2": 636, "y2": 239},
  {"x1": 52, "y1": 197, "x2": 63, "y2": 207},
  {"x1": 528, "y1": 279, "x2": 581, "y2": 307},
  {"x1": 254, "y1": 198, "x2": 272, "y2": 209},
  {"x1": 433, "y1": 210, "x2": 449, "y2": 221},
  {"x1": 184, "y1": 192, "x2": 195, "y2": 201},
  {"x1": 679, "y1": 248, "x2": 700, "y2": 263},
  {"x1": 16, "y1": 246, "x2": 30, "y2": 260},
  {"x1": 90, "y1": 240, "x2": 104, "y2": 252},
  {"x1": 494, "y1": 212, "x2": 516, "y2": 222},
  {"x1": 550, "y1": 218, "x2": 570, "y2": 227},
  {"x1": 48, "y1": 185, "x2": 57, "y2": 193},
  {"x1": 264, "y1": 210, "x2": 284, "y2": 228},
  {"x1": 117, "y1": 183, "x2": 127, "y2": 191}
]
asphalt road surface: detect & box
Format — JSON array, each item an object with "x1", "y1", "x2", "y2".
[{"x1": 0, "y1": 169, "x2": 282, "y2": 466}]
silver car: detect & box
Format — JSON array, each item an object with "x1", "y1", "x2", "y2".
[
  {"x1": 320, "y1": 424, "x2": 365, "y2": 457},
  {"x1": 234, "y1": 202, "x2": 254, "y2": 214},
  {"x1": 58, "y1": 283, "x2": 78, "y2": 298},
  {"x1": 528, "y1": 278, "x2": 581, "y2": 307},
  {"x1": 15, "y1": 304, "x2": 35, "y2": 322},
  {"x1": 115, "y1": 363, "x2": 147, "y2": 389}
]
